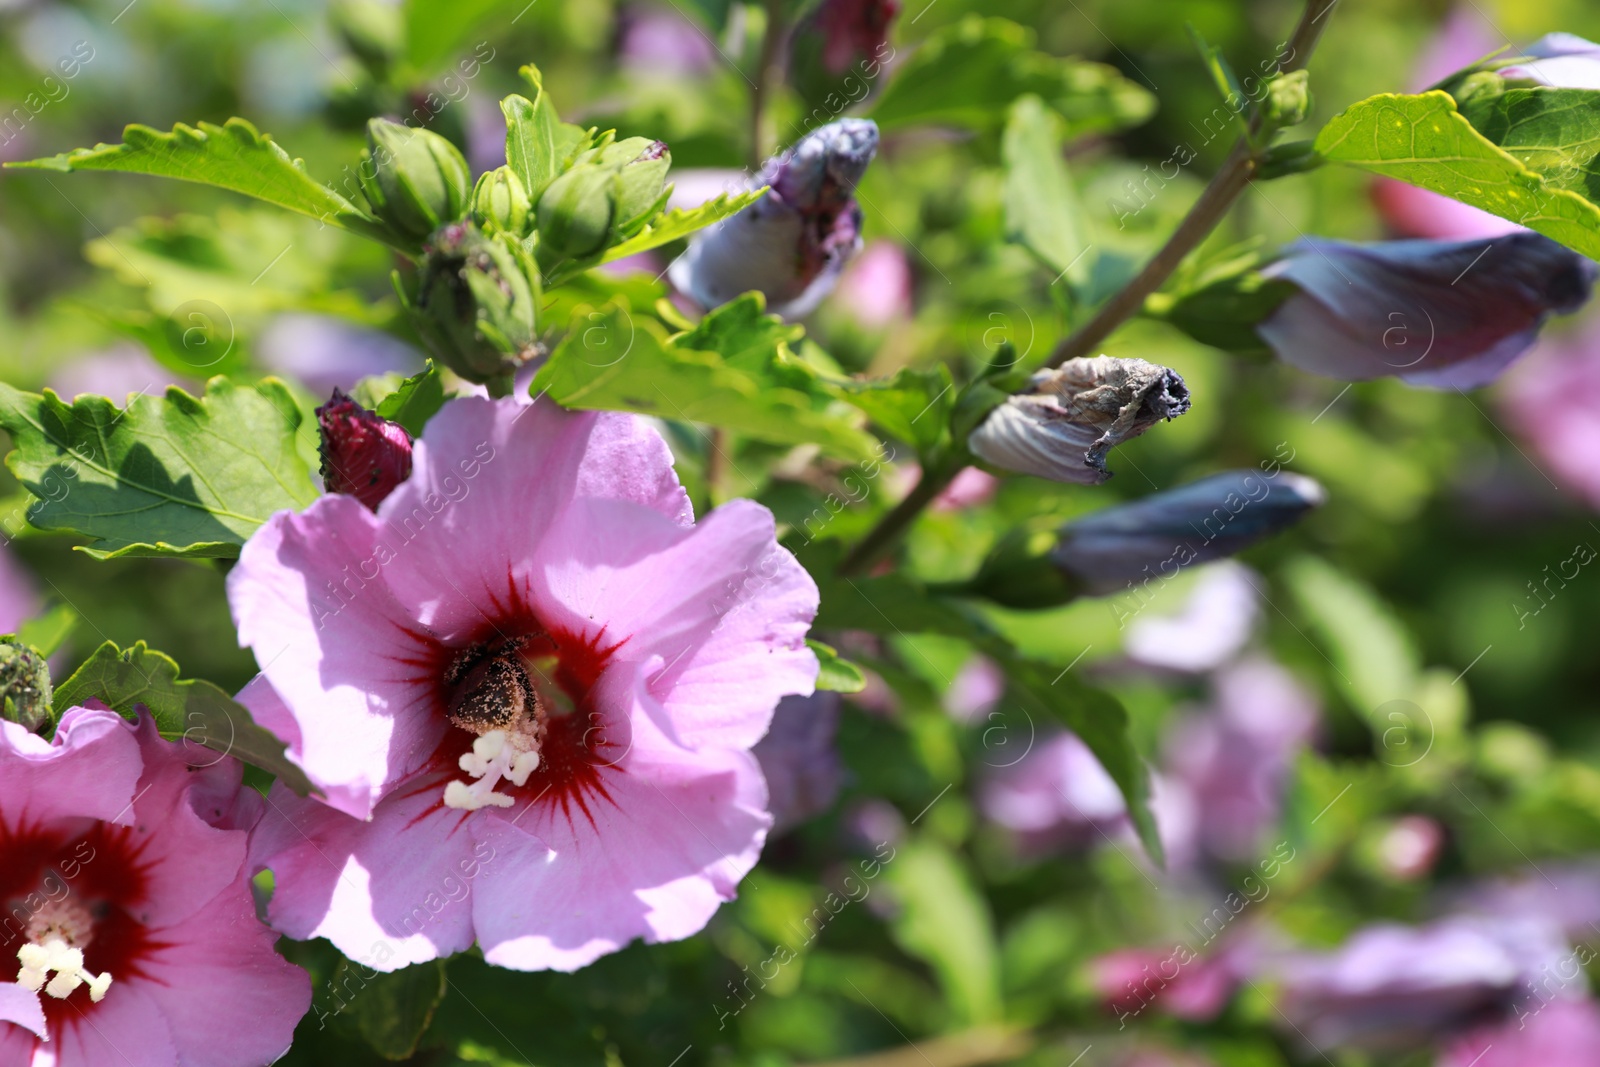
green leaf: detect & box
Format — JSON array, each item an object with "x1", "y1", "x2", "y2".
[
  {"x1": 1459, "y1": 86, "x2": 1600, "y2": 199},
  {"x1": 1283, "y1": 555, "x2": 1420, "y2": 717},
  {"x1": 0, "y1": 377, "x2": 318, "y2": 559},
  {"x1": 9, "y1": 119, "x2": 392, "y2": 247},
  {"x1": 374, "y1": 362, "x2": 447, "y2": 437},
  {"x1": 1315, "y1": 91, "x2": 1600, "y2": 259},
  {"x1": 1001, "y1": 95, "x2": 1093, "y2": 287},
  {"x1": 869, "y1": 17, "x2": 1155, "y2": 137},
  {"x1": 15, "y1": 604, "x2": 77, "y2": 659},
  {"x1": 53, "y1": 640, "x2": 316, "y2": 795},
  {"x1": 809, "y1": 639, "x2": 867, "y2": 693},
  {"x1": 503, "y1": 79, "x2": 562, "y2": 205},
  {"x1": 830, "y1": 365, "x2": 956, "y2": 455},
  {"x1": 599, "y1": 189, "x2": 766, "y2": 264},
  {"x1": 1186, "y1": 24, "x2": 1249, "y2": 137},
  {"x1": 533, "y1": 297, "x2": 879, "y2": 460},
  {"x1": 328, "y1": 959, "x2": 448, "y2": 1060},
  {"x1": 884, "y1": 840, "x2": 1003, "y2": 1024},
  {"x1": 402, "y1": 0, "x2": 505, "y2": 77}
]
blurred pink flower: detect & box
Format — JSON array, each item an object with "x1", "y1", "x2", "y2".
[
  {"x1": 1376, "y1": 815, "x2": 1446, "y2": 881},
  {"x1": 1500, "y1": 312, "x2": 1600, "y2": 509},
  {"x1": 1123, "y1": 561, "x2": 1259, "y2": 674},
  {"x1": 832, "y1": 241, "x2": 913, "y2": 328},
  {"x1": 753, "y1": 692, "x2": 844, "y2": 832},
  {"x1": 617, "y1": 5, "x2": 718, "y2": 74},
  {"x1": 943, "y1": 653, "x2": 1004, "y2": 723},
  {"x1": 256, "y1": 313, "x2": 424, "y2": 396},
  {"x1": 1439, "y1": 997, "x2": 1600, "y2": 1067},
  {"x1": 234, "y1": 397, "x2": 818, "y2": 972},
  {"x1": 0, "y1": 708, "x2": 308, "y2": 1066},
  {"x1": 1164, "y1": 657, "x2": 1318, "y2": 862},
  {"x1": 46, "y1": 344, "x2": 192, "y2": 404},
  {"x1": 0, "y1": 542, "x2": 39, "y2": 635}
]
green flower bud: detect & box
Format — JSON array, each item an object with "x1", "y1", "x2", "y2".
[
  {"x1": 534, "y1": 139, "x2": 671, "y2": 260},
  {"x1": 473, "y1": 166, "x2": 531, "y2": 236},
  {"x1": 536, "y1": 164, "x2": 616, "y2": 259},
  {"x1": 360, "y1": 119, "x2": 472, "y2": 240},
  {"x1": 0, "y1": 638, "x2": 53, "y2": 734},
  {"x1": 1262, "y1": 70, "x2": 1311, "y2": 131},
  {"x1": 410, "y1": 222, "x2": 541, "y2": 384}
]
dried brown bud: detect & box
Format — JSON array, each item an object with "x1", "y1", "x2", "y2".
[{"x1": 968, "y1": 356, "x2": 1190, "y2": 484}]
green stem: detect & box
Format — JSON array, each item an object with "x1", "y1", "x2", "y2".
[
  {"x1": 836, "y1": 0, "x2": 1341, "y2": 575},
  {"x1": 748, "y1": 0, "x2": 787, "y2": 169},
  {"x1": 836, "y1": 461, "x2": 959, "y2": 576},
  {"x1": 1043, "y1": 0, "x2": 1339, "y2": 369}
]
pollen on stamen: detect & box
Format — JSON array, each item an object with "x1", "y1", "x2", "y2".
[
  {"x1": 15, "y1": 898, "x2": 113, "y2": 1003},
  {"x1": 442, "y1": 640, "x2": 546, "y2": 811}
]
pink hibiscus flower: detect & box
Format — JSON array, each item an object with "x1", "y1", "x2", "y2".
[
  {"x1": 231, "y1": 397, "x2": 819, "y2": 972},
  {"x1": 1, "y1": 708, "x2": 309, "y2": 1066}
]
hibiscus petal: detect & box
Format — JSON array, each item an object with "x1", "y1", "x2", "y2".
[
  {"x1": 0, "y1": 985, "x2": 44, "y2": 1041},
  {"x1": 0, "y1": 708, "x2": 140, "y2": 832},
  {"x1": 379, "y1": 398, "x2": 692, "y2": 642},
  {"x1": 133, "y1": 872, "x2": 310, "y2": 1067},
  {"x1": 473, "y1": 661, "x2": 770, "y2": 971},
  {"x1": 229, "y1": 495, "x2": 444, "y2": 819},
  {"x1": 530, "y1": 497, "x2": 819, "y2": 749},
  {"x1": 253, "y1": 779, "x2": 481, "y2": 971},
  {"x1": 48, "y1": 981, "x2": 178, "y2": 1067},
  {"x1": 111, "y1": 715, "x2": 249, "y2": 928}
]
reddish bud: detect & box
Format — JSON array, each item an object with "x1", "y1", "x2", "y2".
[{"x1": 316, "y1": 389, "x2": 413, "y2": 510}]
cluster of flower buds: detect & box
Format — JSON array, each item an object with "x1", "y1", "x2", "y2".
[
  {"x1": 410, "y1": 220, "x2": 542, "y2": 385},
  {"x1": 533, "y1": 136, "x2": 672, "y2": 260},
  {"x1": 672, "y1": 118, "x2": 879, "y2": 320}
]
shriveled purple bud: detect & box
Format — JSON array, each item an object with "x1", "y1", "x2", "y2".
[
  {"x1": 1052, "y1": 469, "x2": 1325, "y2": 595},
  {"x1": 752, "y1": 692, "x2": 844, "y2": 833},
  {"x1": 669, "y1": 118, "x2": 879, "y2": 321},
  {"x1": 315, "y1": 388, "x2": 413, "y2": 511},
  {"x1": 968, "y1": 356, "x2": 1190, "y2": 484},
  {"x1": 1257, "y1": 233, "x2": 1596, "y2": 389}
]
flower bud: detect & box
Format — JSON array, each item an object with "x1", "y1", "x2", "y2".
[
  {"x1": 534, "y1": 138, "x2": 671, "y2": 260},
  {"x1": 1257, "y1": 233, "x2": 1595, "y2": 388},
  {"x1": 1262, "y1": 69, "x2": 1311, "y2": 130},
  {"x1": 1052, "y1": 469, "x2": 1325, "y2": 595},
  {"x1": 411, "y1": 221, "x2": 541, "y2": 383},
  {"x1": 472, "y1": 166, "x2": 531, "y2": 236},
  {"x1": 359, "y1": 119, "x2": 472, "y2": 240},
  {"x1": 967, "y1": 356, "x2": 1190, "y2": 484},
  {"x1": 315, "y1": 388, "x2": 413, "y2": 510},
  {"x1": 670, "y1": 118, "x2": 878, "y2": 321},
  {"x1": 0, "y1": 638, "x2": 52, "y2": 734}
]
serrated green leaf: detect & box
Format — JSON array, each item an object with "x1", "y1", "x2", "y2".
[
  {"x1": 1459, "y1": 86, "x2": 1600, "y2": 199},
  {"x1": 869, "y1": 17, "x2": 1155, "y2": 137},
  {"x1": 1315, "y1": 91, "x2": 1600, "y2": 259},
  {"x1": 327, "y1": 959, "x2": 448, "y2": 1060},
  {"x1": 53, "y1": 640, "x2": 316, "y2": 795},
  {"x1": 1002, "y1": 95, "x2": 1093, "y2": 288},
  {"x1": 0, "y1": 377, "x2": 318, "y2": 559},
  {"x1": 373, "y1": 362, "x2": 447, "y2": 437},
  {"x1": 8, "y1": 119, "x2": 395, "y2": 248},
  {"x1": 533, "y1": 297, "x2": 878, "y2": 460},
  {"x1": 808, "y1": 639, "x2": 867, "y2": 693},
  {"x1": 884, "y1": 840, "x2": 1003, "y2": 1024},
  {"x1": 830, "y1": 365, "x2": 956, "y2": 454},
  {"x1": 599, "y1": 189, "x2": 767, "y2": 264}
]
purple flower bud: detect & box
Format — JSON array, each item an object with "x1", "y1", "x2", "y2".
[
  {"x1": 1501, "y1": 32, "x2": 1600, "y2": 87},
  {"x1": 968, "y1": 357, "x2": 1190, "y2": 484},
  {"x1": 670, "y1": 118, "x2": 879, "y2": 321},
  {"x1": 1270, "y1": 915, "x2": 1575, "y2": 1053},
  {"x1": 752, "y1": 692, "x2": 844, "y2": 833},
  {"x1": 315, "y1": 388, "x2": 413, "y2": 511},
  {"x1": 809, "y1": 0, "x2": 900, "y2": 75},
  {"x1": 1258, "y1": 234, "x2": 1596, "y2": 389},
  {"x1": 1052, "y1": 469, "x2": 1325, "y2": 596}
]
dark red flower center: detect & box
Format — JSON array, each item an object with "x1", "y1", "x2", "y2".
[{"x1": 1, "y1": 821, "x2": 161, "y2": 1031}]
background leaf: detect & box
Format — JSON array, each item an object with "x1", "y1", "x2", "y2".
[{"x1": 1002, "y1": 94, "x2": 1094, "y2": 288}]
